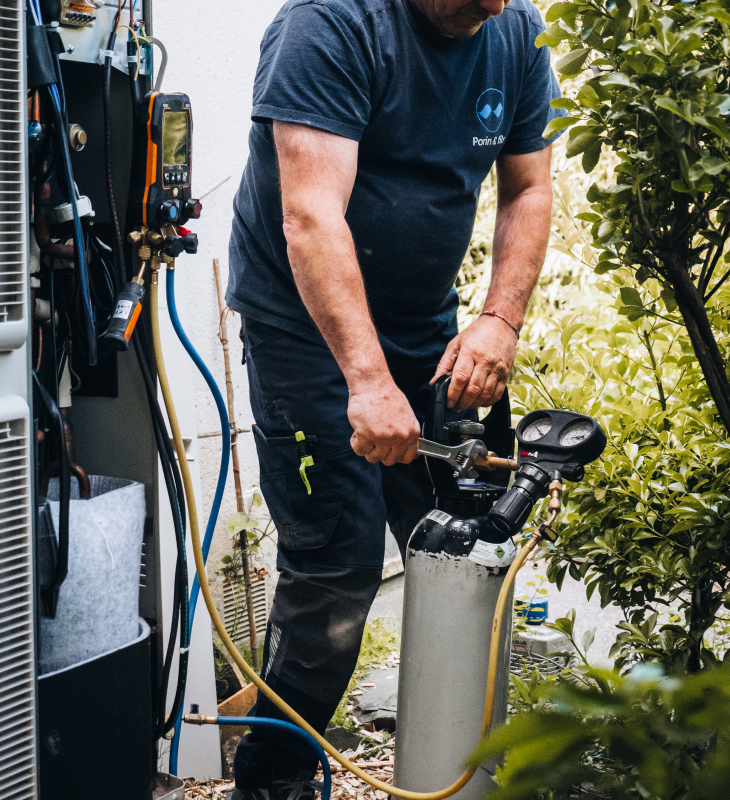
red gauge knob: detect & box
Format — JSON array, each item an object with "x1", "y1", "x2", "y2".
[{"x1": 184, "y1": 198, "x2": 202, "y2": 220}]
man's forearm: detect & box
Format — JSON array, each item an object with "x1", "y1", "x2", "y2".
[
  {"x1": 486, "y1": 178, "x2": 553, "y2": 331},
  {"x1": 284, "y1": 213, "x2": 390, "y2": 389}
]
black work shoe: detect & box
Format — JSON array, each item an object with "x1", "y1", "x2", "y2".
[
  {"x1": 270, "y1": 779, "x2": 324, "y2": 800},
  {"x1": 227, "y1": 789, "x2": 270, "y2": 800}
]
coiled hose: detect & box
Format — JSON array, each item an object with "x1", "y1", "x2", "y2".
[{"x1": 153, "y1": 263, "x2": 542, "y2": 796}]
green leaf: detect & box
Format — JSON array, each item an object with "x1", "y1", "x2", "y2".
[
  {"x1": 221, "y1": 555, "x2": 232, "y2": 564},
  {"x1": 699, "y1": 156, "x2": 728, "y2": 176},
  {"x1": 566, "y1": 131, "x2": 601, "y2": 158},
  {"x1": 556, "y1": 48, "x2": 591, "y2": 76},
  {"x1": 545, "y1": 1, "x2": 577, "y2": 23},
  {"x1": 536, "y1": 25, "x2": 572, "y2": 48},
  {"x1": 620, "y1": 287, "x2": 642, "y2": 307},
  {"x1": 576, "y1": 83, "x2": 601, "y2": 111},
  {"x1": 600, "y1": 72, "x2": 638, "y2": 89},
  {"x1": 695, "y1": 115, "x2": 730, "y2": 141},
  {"x1": 543, "y1": 116, "x2": 580, "y2": 139},
  {"x1": 582, "y1": 626, "x2": 597, "y2": 653},
  {"x1": 660, "y1": 288, "x2": 677, "y2": 313},
  {"x1": 225, "y1": 511, "x2": 260, "y2": 535},
  {"x1": 551, "y1": 97, "x2": 579, "y2": 111},
  {"x1": 654, "y1": 97, "x2": 692, "y2": 123},
  {"x1": 582, "y1": 142, "x2": 602, "y2": 174}
]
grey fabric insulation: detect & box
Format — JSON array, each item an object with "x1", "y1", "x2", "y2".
[{"x1": 40, "y1": 475, "x2": 146, "y2": 675}]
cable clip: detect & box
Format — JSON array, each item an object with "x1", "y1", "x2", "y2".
[{"x1": 295, "y1": 431, "x2": 314, "y2": 496}]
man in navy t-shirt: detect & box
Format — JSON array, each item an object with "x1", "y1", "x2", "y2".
[{"x1": 227, "y1": 0, "x2": 563, "y2": 795}]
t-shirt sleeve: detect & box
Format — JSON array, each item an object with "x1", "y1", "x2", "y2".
[
  {"x1": 501, "y1": 19, "x2": 566, "y2": 156},
  {"x1": 252, "y1": 3, "x2": 372, "y2": 142}
]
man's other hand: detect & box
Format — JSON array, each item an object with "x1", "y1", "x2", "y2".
[
  {"x1": 431, "y1": 314, "x2": 518, "y2": 409},
  {"x1": 349, "y1": 379, "x2": 421, "y2": 466}
]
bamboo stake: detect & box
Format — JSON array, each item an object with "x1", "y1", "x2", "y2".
[{"x1": 212, "y1": 257, "x2": 260, "y2": 672}]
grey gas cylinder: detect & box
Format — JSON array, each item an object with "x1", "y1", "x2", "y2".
[{"x1": 394, "y1": 507, "x2": 515, "y2": 799}]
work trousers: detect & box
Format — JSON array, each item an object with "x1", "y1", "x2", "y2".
[{"x1": 234, "y1": 320, "x2": 474, "y2": 787}]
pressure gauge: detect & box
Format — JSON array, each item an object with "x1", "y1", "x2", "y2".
[
  {"x1": 521, "y1": 416, "x2": 552, "y2": 442},
  {"x1": 488, "y1": 408, "x2": 608, "y2": 536},
  {"x1": 560, "y1": 419, "x2": 594, "y2": 447},
  {"x1": 515, "y1": 409, "x2": 607, "y2": 478}
]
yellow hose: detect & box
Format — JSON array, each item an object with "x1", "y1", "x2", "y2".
[{"x1": 149, "y1": 277, "x2": 540, "y2": 798}]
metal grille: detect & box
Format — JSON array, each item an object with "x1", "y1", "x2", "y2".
[
  {"x1": 0, "y1": 0, "x2": 27, "y2": 351},
  {"x1": 223, "y1": 574, "x2": 268, "y2": 646},
  {"x1": 0, "y1": 398, "x2": 38, "y2": 799}
]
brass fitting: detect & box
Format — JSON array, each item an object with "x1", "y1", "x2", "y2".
[
  {"x1": 147, "y1": 231, "x2": 164, "y2": 249},
  {"x1": 474, "y1": 452, "x2": 519, "y2": 472},
  {"x1": 131, "y1": 260, "x2": 148, "y2": 286},
  {"x1": 138, "y1": 245, "x2": 152, "y2": 261},
  {"x1": 183, "y1": 713, "x2": 217, "y2": 726},
  {"x1": 127, "y1": 230, "x2": 143, "y2": 246},
  {"x1": 548, "y1": 478, "x2": 563, "y2": 513}
]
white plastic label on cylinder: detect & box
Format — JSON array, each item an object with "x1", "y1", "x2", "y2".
[{"x1": 468, "y1": 537, "x2": 517, "y2": 569}]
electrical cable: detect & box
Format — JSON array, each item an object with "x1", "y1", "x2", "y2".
[
  {"x1": 153, "y1": 266, "x2": 546, "y2": 796},
  {"x1": 132, "y1": 327, "x2": 189, "y2": 738},
  {"x1": 148, "y1": 274, "x2": 207, "y2": 740},
  {"x1": 152, "y1": 268, "x2": 230, "y2": 772},
  {"x1": 133, "y1": 317, "x2": 191, "y2": 738},
  {"x1": 103, "y1": 1, "x2": 129, "y2": 286},
  {"x1": 140, "y1": 36, "x2": 166, "y2": 93},
  {"x1": 49, "y1": 267, "x2": 59, "y2": 404},
  {"x1": 33, "y1": 371, "x2": 71, "y2": 617},
  {"x1": 44, "y1": 83, "x2": 97, "y2": 365}
]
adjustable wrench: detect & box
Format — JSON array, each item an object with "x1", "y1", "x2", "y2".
[{"x1": 417, "y1": 437, "x2": 488, "y2": 479}]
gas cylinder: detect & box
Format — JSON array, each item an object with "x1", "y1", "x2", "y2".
[{"x1": 394, "y1": 377, "x2": 517, "y2": 798}]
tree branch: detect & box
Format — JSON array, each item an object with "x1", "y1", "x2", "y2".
[
  {"x1": 705, "y1": 266, "x2": 730, "y2": 302},
  {"x1": 699, "y1": 219, "x2": 730, "y2": 297}
]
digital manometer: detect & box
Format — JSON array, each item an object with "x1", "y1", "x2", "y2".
[
  {"x1": 130, "y1": 92, "x2": 202, "y2": 229},
  {"x1": 488, "y1": 409, "x2": 607, "y2": 536}
]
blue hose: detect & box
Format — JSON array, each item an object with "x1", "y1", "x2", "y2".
[
  {"x1": 166, "y1": 268, "x2": 231, "y2": 774},
  {"x1": 216, "y1": 717, "x2": 332, "y2": 800}
]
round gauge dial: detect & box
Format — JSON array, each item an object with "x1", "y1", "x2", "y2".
[
  {"x1": 559, "y1": 419, "x2": 594, "y2": 447},
  {"x1": 521, "y1": 417, "x2": 552, "y2": 442}
]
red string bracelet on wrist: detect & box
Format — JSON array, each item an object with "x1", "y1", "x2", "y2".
[{"x1": 480, "y1": 310, "x2": 520, "y2": 339}]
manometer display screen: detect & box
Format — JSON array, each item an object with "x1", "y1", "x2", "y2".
[{"x1": 162, "y1": 111, "x2": 189, "y2": 166}]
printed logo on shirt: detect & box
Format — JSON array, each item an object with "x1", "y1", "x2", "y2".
[{"x1": 474, "y1": 88, "x2": 506, "y2": 147}]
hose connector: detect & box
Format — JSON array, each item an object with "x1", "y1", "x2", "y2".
[
  {"x1": 183, "y1": 713, "x2": 217, "y2": 726},
  {"x1": 548, "y1": 478, "x2": 563, "y2": 514}
]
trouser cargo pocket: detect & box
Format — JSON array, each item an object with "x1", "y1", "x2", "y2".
[{"x1": 253, "y1": 425, "x2": 342, "y2": 550}]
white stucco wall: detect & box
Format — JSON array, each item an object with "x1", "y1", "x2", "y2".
[
  {"x1": 153, "y1": 0, "x2": 282, "y2": 593},
  {"x1": 152, "y1": 0, "x2": 284, "y2": 778}
]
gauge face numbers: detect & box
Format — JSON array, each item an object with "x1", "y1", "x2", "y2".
[
  {"x1": 521, "y1": 417, "x2": 552, "y2": 442},
  {"x1": 559, "y1": 419, "x2": 594, "y2": 447}
]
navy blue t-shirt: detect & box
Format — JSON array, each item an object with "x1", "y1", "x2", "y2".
[{"x1": 227, "y1": 0, "x2": 563, "y2": 368}]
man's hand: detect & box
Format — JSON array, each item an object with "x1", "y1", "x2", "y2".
[
  {"x1": 349, "y1": 379, "x2": 421, "y2": 466},
  {"x1": 431, "y1": 314, "x2": 518, "y2": 410}
]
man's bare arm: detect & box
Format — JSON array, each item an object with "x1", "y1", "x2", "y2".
[
  {"x1": 433, "y1": 146, "x2": 553, "y2": 409},
  {"x1": 274, "y1": 121, "x2": 420, "y2": 465}
]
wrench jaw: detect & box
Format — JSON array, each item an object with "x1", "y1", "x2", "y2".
[
  {"x1": 454, "y1": 440, "x2": 487, "y2": 479},
  {"x1": 418, "y1": 438, "x2": 488, "y2": 479}
]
